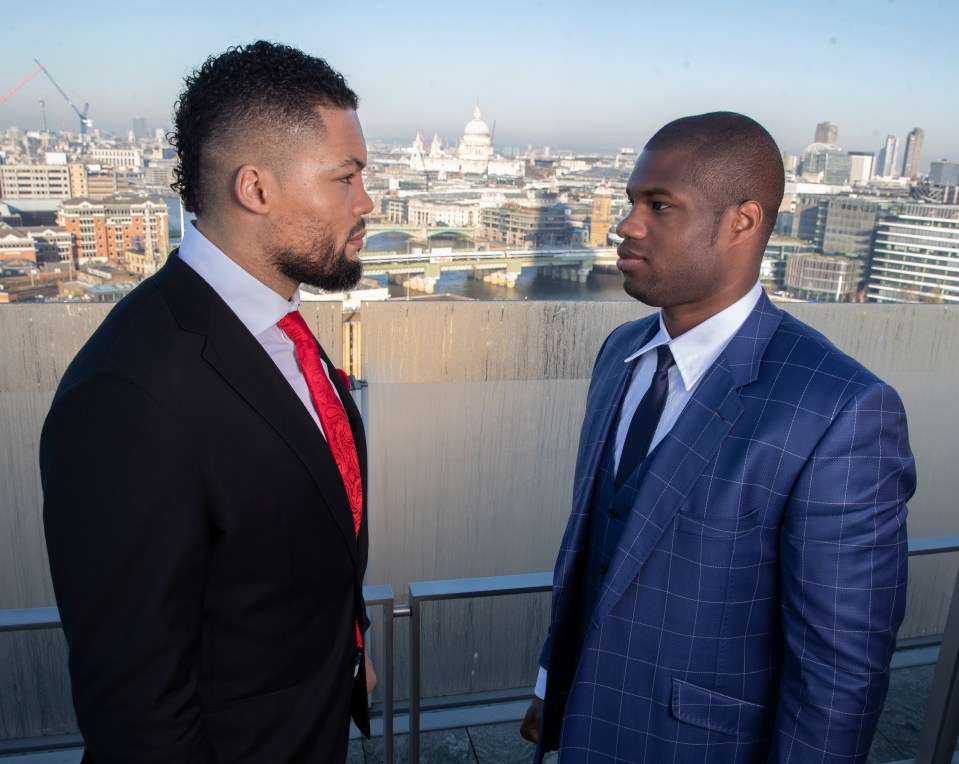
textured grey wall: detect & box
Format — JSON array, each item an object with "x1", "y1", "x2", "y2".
[
  {"x1": 361, "y1": 300, "x2": 959, "y2": 701},
  {"x1": 1, "y1": 299, "x2": 956, "y2": 742}
]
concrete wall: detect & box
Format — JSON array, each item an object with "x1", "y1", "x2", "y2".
[
  {"x1": 361, "y1": 301, "x2": 959, "y2": 703},
  {"x1": 1, "y1": 299, "x2": 956, "y2": 742}
]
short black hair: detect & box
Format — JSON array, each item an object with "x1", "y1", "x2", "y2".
[
  {"x1": 645, "y1": 112, "x2": 785, "y2": 237},
  {"x1": 170, "y1": 41, "x2": 358, "y2": 215}
]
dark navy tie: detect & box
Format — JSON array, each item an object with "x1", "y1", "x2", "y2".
[{"x1": 615, "y1": 344, "x2": 675, "y2": 490}]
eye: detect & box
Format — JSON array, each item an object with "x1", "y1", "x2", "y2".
[
  {"x1": 339, "y1": 172, "x2": 358, "y2": 185},
  {"x1": 651, "y1": 201, "x2": 671, "y2": 211}
]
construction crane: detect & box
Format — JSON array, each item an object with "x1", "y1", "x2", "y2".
[
  {"x1": 33, "y1": 59, "x2": 90, "y2": 151},
  {"x1": 0, "y1": 63, "x2": 44, "y2": 106}
]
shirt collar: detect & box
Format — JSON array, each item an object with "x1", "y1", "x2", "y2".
[
  {"x1": 624, "y1": 282, "x2": 763, "y2": 391},
  {"x1": 177, "y1": 221, "x2": 300, "y2": 336}
]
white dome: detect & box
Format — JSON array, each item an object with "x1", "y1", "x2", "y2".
[{"x1": 463, "y1": 104, "x2": 491, "y2": 142}]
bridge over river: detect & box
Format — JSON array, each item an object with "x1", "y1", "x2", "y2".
[{"x1": 360, "y1": 246, "x2": 619, "y2": 293}]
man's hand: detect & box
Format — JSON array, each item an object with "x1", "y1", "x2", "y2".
[
  {"x1": 520, "y1": 697, "x2": 543, "y2": 743},
  {"x1": 364, "y1": 649, "x2": 377, "y2": 694}
]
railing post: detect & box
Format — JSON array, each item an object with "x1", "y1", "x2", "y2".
[
  {"x1": 360, "y1": 585, "x2": 394, "y2": 763},
  {"x1": 383, "y1": 597, "x2": 394, "y2": 764},
  {"x1": 915, "y1": 566, "x2": 959, "y2": 763},
  {"x1": 409, "y1": 594, "x2": 421, "y2": 764}
]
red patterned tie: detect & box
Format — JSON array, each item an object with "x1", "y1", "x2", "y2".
[{"x1": 277, "y1": 310, "x2": 363, "y2": 647}]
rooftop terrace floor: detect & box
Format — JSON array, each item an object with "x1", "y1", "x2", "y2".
[{"x1": 2, "y1": 662, "x2": 954, "y2": 764}]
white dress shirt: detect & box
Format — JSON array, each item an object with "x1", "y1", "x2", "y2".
[
  {"x1": 534, "y1": 282, "x2": 764, "y2": 699},
  {"x1": 177, "y1": 222, "x2": 337, "y2": 437}
]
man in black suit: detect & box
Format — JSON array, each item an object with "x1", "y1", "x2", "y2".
[{"x1": 41, "y1": 41, "x2": 375, "y2": 763}]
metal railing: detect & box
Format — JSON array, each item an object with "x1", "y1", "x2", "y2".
[{"x1": 2, "y1": 535, "x2": 958, "y2": 763}]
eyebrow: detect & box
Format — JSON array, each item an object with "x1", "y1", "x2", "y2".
[
  {"x1": 626, "y1": 186, "x2": 675, "y2": 202},
  {"x1": 633, "y1": 186, "x2": 673, "y2": 198},
  {"x1": 336, "y1": 156, "x2": 366, "y2": 171}
]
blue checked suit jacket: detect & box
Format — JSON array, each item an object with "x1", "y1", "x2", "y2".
[{"x1": 538, "y1": 291, "x2": 916, "y2": 763}]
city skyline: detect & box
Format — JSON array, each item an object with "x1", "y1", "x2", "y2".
[{"x1": 1, "y1": 0, "x2": 958, "y2": 164}]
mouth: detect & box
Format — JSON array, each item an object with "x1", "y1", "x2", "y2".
[
  {"x1": 616, "y1": 243, "x2": 647, "y2": 271},
  {"x1": 347, "y1": 223, "x2": 367, "y2": 247}
]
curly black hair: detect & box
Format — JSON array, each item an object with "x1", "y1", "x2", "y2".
[{"x1": 170, "y1": 41, "x2": 358, "y2": 215}]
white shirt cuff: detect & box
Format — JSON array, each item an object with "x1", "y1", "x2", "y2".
[{"x1": 534, "y1": 666, "x2": 548, "y2": 699}]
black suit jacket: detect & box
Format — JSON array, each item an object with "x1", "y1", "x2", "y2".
[{"x1": 41, "y1": 255, "x2": 370, "y2": 763}]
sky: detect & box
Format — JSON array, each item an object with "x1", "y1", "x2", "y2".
[{"x1": 2, "y1": 0, "x2": 957, "y2": 166}]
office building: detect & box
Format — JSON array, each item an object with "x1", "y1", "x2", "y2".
[
  {"x1": 478, "y1": 203, "x2": 575, "y2": 248},
  {"x1": 814, "y1": 121, "x2": 838, "y2": 145},
  {"x1": 799, "y1": 146, "x2": 851, "y2": 185},
  {"x1": 760, "y1": 237, "x2": 816, "y2": 292},
  {"x1": 868, "y1": 204, "x2": 959, "y2": 303},
  {"x1": 0, "y1": 165, "x2": 72, "y2": 201},
  {"x1": 407, "y1": 197, "x2": 479, "y2": 228},
  {"x1": 380, "y1": 197, "x2": 409, "y2": 224},
  {"x1": 901, "y1": 128, "x2": 925, "y2": 179},
  {"x1": 785, "y1": 253, "x2": 863, "y2": 301},
  {"x1": 929, "y1": 161, "x2": 959, "y2": 187},
  {"x1": 876, "y1": 134, "x2": 899, "y2": 178},
  {"x1": 847, "y1": 152, "x2": 875, "y2": 185},
  {"x1": 819, "y1": 197, "x2": 894, "y2": 260},
  {"x1": 89, "y1": 148, "x2": 142, "y2": 169}
]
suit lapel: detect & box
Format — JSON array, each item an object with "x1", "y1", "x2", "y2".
[
  {"x1": 558, "y1": 319, "x2": 660, "y2": 579},
  {"x1": 589, "y1": 292, "x2": 783, "y2": 631},
  {"x1": 155, "y1": 256, "x2": 358, "y2": 560},
  {"x1": 571, "y1": 320, "x2": 660, "y2": 515}
]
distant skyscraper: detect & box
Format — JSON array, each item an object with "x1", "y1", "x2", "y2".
[
  {"x1": 132, "y1": 117, "x2": 147, "y2": 140},
  {"x1": 815, "y1": 121, "x2": 838, "y2": 145},
  {"x1": 901, "y1": 128, "x2": 925, "y2": 179},
  {"x1": 876, "y1": 134, "x2": 899, "y2": 178}
]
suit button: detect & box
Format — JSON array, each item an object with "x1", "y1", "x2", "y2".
[
  {"x1": 599, "y1": 563, "x2": 608, "y2": 575},
  {"x1": 607, "y1": 508, "x2": 618, "y2": 520}
]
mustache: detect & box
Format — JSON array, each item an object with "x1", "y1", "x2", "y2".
[{"x1": 348, "y1": 219, "x2": 367, "y2": 238}]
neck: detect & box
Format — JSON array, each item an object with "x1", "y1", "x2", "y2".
[{"x1": 195, "y1": 216, "x2": 298, "y2": 300}]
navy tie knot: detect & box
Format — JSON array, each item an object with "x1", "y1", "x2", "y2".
[{"x1": 654, "y1": 344, "x2": 674, "y2": 375}]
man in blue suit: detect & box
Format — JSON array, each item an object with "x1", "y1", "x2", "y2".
[{"x1": 522, "y1": 112, "x2": 916, "y2": 762}]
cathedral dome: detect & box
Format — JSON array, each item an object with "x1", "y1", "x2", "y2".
[{"x1": 463, "y1": 104, "x2": 492, "y2": 143}]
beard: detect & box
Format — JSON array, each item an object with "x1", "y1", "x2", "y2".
[{"x1": 269, "y1": 219, "x2": 365, "y2": 293}]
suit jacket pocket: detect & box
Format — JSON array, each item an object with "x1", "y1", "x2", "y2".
[
  {"x1": 670, "y1": 678, "x2": 769, "y2": 740},
  {"x1": 674, "y1": 506, "x2": 759, "y2": 539}
]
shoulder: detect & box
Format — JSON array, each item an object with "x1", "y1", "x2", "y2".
[
  {"x1": 54, "y1": 268, "x2": 201, "y2": 404},
  {"x1": 763, "y1": 309, "x2": 897, "y2": 418}
]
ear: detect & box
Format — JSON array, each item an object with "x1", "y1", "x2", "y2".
[
  {"x1": 233, "y1": 164, "x2": 270, "y2": 215},
  {"x1": 729, "y1": 200, "x2": 764, "y2": 246}
]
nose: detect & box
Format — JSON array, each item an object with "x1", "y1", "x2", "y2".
[
  {"x1": 616, "y1": 206, "x2": 646, "y2": 241},
  {"x1": 356, "y1": 181, "x2": 374, "y2": 216}
]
